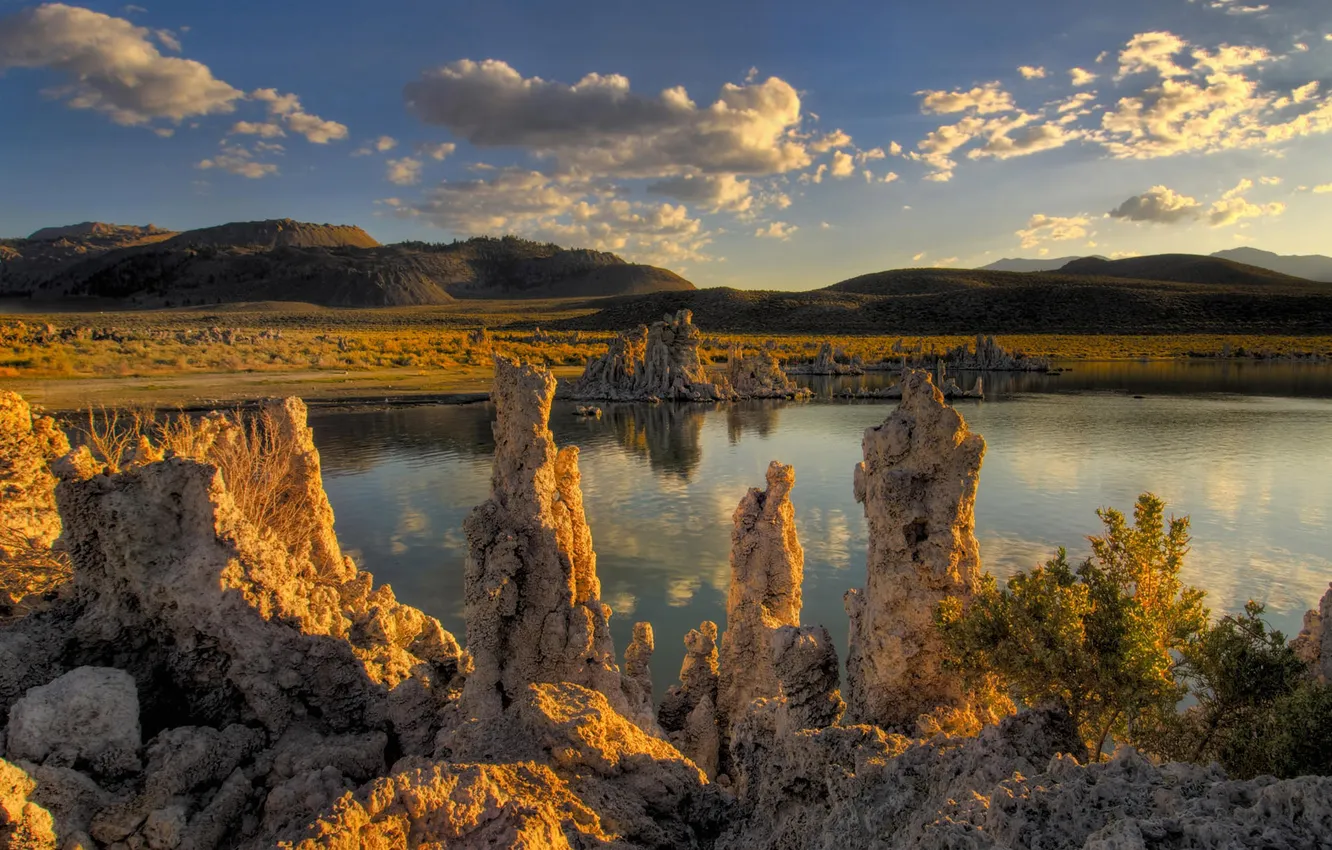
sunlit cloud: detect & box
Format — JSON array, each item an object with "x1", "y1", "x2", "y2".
[
  {"x1": 755, "y1": 221, "x2": 798, "y2": 240},
  {"x1": 1107, "y1": 185, "x2": 1204, "y2": 223},
  {"x1": 196, "y1": 143, "x2": 278, "y2": 179},
  {"x1": 1018, "y1": 65, "x2": 1047, "y2": 80},
  {"x1": 1016, "y1": 213, "x2": 1093, "y2": 249}
]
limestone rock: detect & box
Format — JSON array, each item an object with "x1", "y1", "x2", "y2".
[
  {"x1": 844, "y1": 369, "x2": 985, "y2": 731},
  {"x1": 0, "y1": 392, "x2": 68, "y2": 557},
  {"x1": 6, "y1": 667, "x2": 140, "y2": 769},
  {"x1": 771, "y1": 625, "x2": 844, "y2": 731},
  {"x1": 566, "y1": 311, "x2": 733, "y2": 401},
  {"x1": 725, "y1": 347, "x2": 807, "y2": 399},
  {"x1": 461, "y1": 357, "x2": 634, "y2": 723},
  {"x1": 0, "y1": 758, "x2": 57, "y2": 850},
  {"x1": 786, "y1": 342, "x2": 865, "y2": 376},
  {"x1": 623, "y1": 622, "x2": 658, "y2": 733},
  {"x1": 944, "y1": 334, "x2": 1050, "y2": 372},
  {"x1": 658, "y1": 622, "x2": 721, "y2": 775},
  {"x1": 1292, "y1": 583, "x2": 1331, "y2": 681}
]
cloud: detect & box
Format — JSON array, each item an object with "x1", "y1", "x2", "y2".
[
  {"x1": 1069, "y1": 67, "x2": 1098, "y2": 86},
  {"x1": 394, "y1": 168, "x2": 714, "y2": 266},
  {"x1": 799, "y1": 163, "x2": 829, "y2": 184},
  {"x1": 912, "y1": 251, "x2": 926, "y2": 261},
  {"x1": 386, "y1": 156, "x2": 423, "y2": 186},
  {"x1": 0, "y1": 3, "x2": 242, "y2": 127},
  {"x1": 121, "y1": 4, "x2": 147, "y2": 12},
  {"x1": 1194, "y1": 0, "x2": 1269, "y2": 14},
  {"x1": 353, "y1": 135, "x2": 398, "y2": 156},
  {"x1": 1016, "y1": 213, "x2": 1092, "y2": 248},
  {"x1": 251, "y1": 88, "x2": 348, "y2": 144},
  {"x1": 1313, "y1": 183, "x2": 1332, "y2": 193},
  {"x1": 829, "y1": 150, "x2": 855, "y2": 178},
  {"x1": 1107, "y1": 185, "x2": 1204, "y2": 222},
  {"x1": 404, "y1": 59, "x2": 813, "y2": 178},
  {"x1": 969, "y1": 117, "x2": 1084, "y2": 160},
  {"x1": 755, "y1": 221, "x2": 797, "y2": 240},
  {"x1": 1116, "y1": 31, "x2": 1192, "y2": 79},
  {"x1": 820, "y1": 221, "x2": 832, "y2": 230},
  {"x1": 931, "y1": 257, "x2": 959, "y2": 268},
  {"x1": 417, "y1": 141, "x2": 456, "y2": 161},
  {"x1": 1259, "y1": 175, "x2": 1281, "y2": 185},
  {"x1": 229, "y1": 121, "x2": 285, "y2": 138},
  {"x1": 1018, "y1": 65, "x2": 1047, "y2": 80},
  {"x1": 196, "y1": 144, "x2": 277, "y2": 179},
  {"x1": 882, "y1": 171, "x2": 899, "y2": 183},
  {"x1": 888, "y1": 141, "x2": 902, "y2": 156},
  {"x1": 855, "y1": 147, "x2": 886, "y2": 164},
  {"x1": 1207, "y1": 179, "x2": 1284, "y2": 226},
  {"x1": 918, "y1": 81, "x2": 1015, "y2": 115},
  {"x1": 809, "y1": 129, "x2": 852, "y2": 153},
  {"x1": 647, "y1": 173, "x2": 755, "y2": 213}
]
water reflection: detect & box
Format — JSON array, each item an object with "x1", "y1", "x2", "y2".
[{"x1": 311, "y1": 361, "x2": 1332, "y2": 695}]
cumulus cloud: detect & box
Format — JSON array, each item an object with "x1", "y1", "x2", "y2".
[
  {"x1": 882, "y1": 171, "x2": 900, "y2": 183},
  {"x1": 353, "y1": 135, "x2": 398, "y2": 156},
  {"x1": 197, "y1": 144, "x2": 277, "y2": 179},
  {"x1": 969, "y1": 118, "x2": 1084, "y2": 160},
  {"x1": 1194, "y1": 0, "x2": 1269, "y2": 14},
  {"x1": 404, "y1": 59, "x2": 812, "y2": 178},
  {"x1": 755, "y1": 221, "x2": 797, "y2": 240},
  {"x1": 417, "y1": 142, "x2": 456, "y2": 160},
  {"x1": 1016, "y1": 213, "x2": 1093, "y2": 248},
  {"x1": 229, "y1": 120, "x2": 284, "y2": 138},
  {"x1": 251, "y1": 88, "x2": 348, "y2": 144},
  {"x1": 809, "y1": 129, "x2": 852, "y2": 153},
  {"x1": 646, "y1": 173, "x2": 755, "y2": 213},
  {"x1": 394, "y1": 168, "x2": 714, "y2": 266},
  {"x1": 1018, "y1": 65, "x2": 1047, "y2": 80},
  {"x1": 1259, "y1": 175, "x2": 1281, "y2": 185},
  {"x1": 1070, "y1": 67, "x2": 1098, "y2": 87},
  {"x1": 918, "y1": 81, "x2": 1016, "y2": 115},
  {"x1": 1207, "y1": 178, "x2": 1284, "y2": 226},
  {"x1": 829, "y1": 150, "x2": 855, "y2": 178},
  {"x1": 855, "y1": 147, "x2": 886, "y2": 164},
  {"x1": 1313, "y1": 183, "x2": 1332, "y2": 193},
  {"x1": 386, "y1": 156, "x2": 423, "y2": 185},
  {"x1": 912, "y1": 251, "x2": 926, "y2": 261},
  {"x1": 1107, "y1": 185, "x2": 1204, "y2": 222},
  {"x1": 888, "y1": 141, "x2": 903, "y2": 155},
  {"x1": 0, "y1": 3, "x2": 242, "y2": 127}
]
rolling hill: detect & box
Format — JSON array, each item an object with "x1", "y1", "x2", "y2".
[
  {"x1": 1210, "y1": 248, "x2": 1332, "y2": 283},
  {"x1": 0, "y1": 221, "x2": 695, "y2": 306},
  {"x1": 550, "y1": 264, "x2": 1332, "y2": 335},
  {"x1": 978, "y1": 255, "x2": 1099, "y2": 272},
  {"x1": 1055, "y1": 254, "x2": 1307, "y2": 286}
]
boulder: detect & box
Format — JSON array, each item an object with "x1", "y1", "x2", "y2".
[{"x1": 6, "y1": 667, "x2": 140, "y2": 770}]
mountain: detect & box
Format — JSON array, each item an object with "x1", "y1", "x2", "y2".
[
  {"x1": 0, "y1": 221, "x2": 694, "y2": 306},
  {"x1": 551, "y1": 264, "x2": 1332, "y2": 335},
  {"x1": 978, "y1": 256, "x2": 1101, "y2": 272},
  {"x1": 1210, "y1": 248, "x2": 1332, "y2": 283},
  {"x1": 1055, "y1": 253, "x2": 1309, "y2": 286}
]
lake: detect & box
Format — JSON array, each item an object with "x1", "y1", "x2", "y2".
[{"x1": 310, "y1": 360, "x2": 1332, "y2": 695}]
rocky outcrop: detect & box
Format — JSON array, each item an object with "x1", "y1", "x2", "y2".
[
  {"x1": 725, "y1": 346, "x2": 808, "y2": 399},
  {"x1": 0, "y1": 392, "x2": 69, "y2": 558},
  {"x1": 771, "y1": 625, "x2": 844, "y2": 731},
  {"x1": 786, "y1": 342, "x2": 865, "y2": 375},
  {"x1": 944, "y1": 334, "x2": 1051, "y2": 371},
  {"x1": 6, "y1": 667, "x2": 140, "y2": 770},
  {"x1": 658, "y1": 622, "x2": 722, "y2": 778},
  {"x1": 461, "y1": 357, "x2": 637, "y2": 723},
  {"x1": 624, "y1": 622, "x2": 659, "y2": 733},
  {"x1": 1292, "y1": 583, "x2": 1331, "y2": 681},
  {"x1": 844, "y1": 370, "x2": 986, "y2": 732},
  {"x1": 566, "y1": 310, "x2": 733, "y2": 401},
  {"x1": 717, "y1": 463, "x2": 805, "y2": 746}
]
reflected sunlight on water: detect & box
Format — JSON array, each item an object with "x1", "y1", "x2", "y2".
[{"x1": 311, "y1": 361, "x2": 1332, "y2": 695}]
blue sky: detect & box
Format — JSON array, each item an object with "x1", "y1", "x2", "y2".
[{"x1": 1, "y1": 0, "x2": 1330, "y2": 289}]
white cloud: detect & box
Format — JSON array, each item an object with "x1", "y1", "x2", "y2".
[
  {"x1": 1208, "y1": 179, "x2": 1284, "y2": 226},
  {"x1": 0, "y1": 3, "x2": 242, "y2": 127},
  {"x1": 229, "y1": 120, "x2": 285, "y2": 138},
  {"x1": 153, "y1": 28, "x2": 181, "y2": 53},
  {"x1": 755, "y1": 221, "x2": 797, "y2": 240},
  {"x1": 809, "y1": 129, "x2": 852, "y2": 153},
  {"x1": 647, "y1": 173, "x2": 756, "y2": 213},
  {"x1": 1259, "y1": 175, "x2": 1281, "y2": 185},
  {"x1": 196, "y1": 144, "x2": 277, "y2": 179},
  {"x1": 882, "y1": 171, "x2": 899, "y2": 183},
  {"x1": 254, "y1": 140, "x2": 284, "y2": 154},
  {"x1": 1116, "y1": 32, "x2": 1192, "y2": 79},
  {"x1": 1018, "y1": 65, "x2": 1047, "y2": 80},
  {"x1": 121, "y1": 4, "x2": 147, "y2": 13},
  {"x1": 799, "y1": 163, "x2": 829, "y2": 184},
  {"x1": 353, "y1": 135, "x2": 398, "y2": 156},
  {"x1": 829, "y1": 150, "x2": 855, "y2": 178},
  {"x1": 1313, "y1": 183, "x2": 1332, "y2": 193},
  {"x1": 404, "y1": 60, "x2": 812, "y2": 178},
  {"x1": 931, "y1": 257, "x2": 959, "y2": 268},
  {"x1": 1194, "y1": 0, "x2": 1269, "y2": 14},
  {"x1": 1070, "y1": 67, "x2": 1098, "y2": 87},
  {"x1": 1107, "y1": 185, "x2": 1204, "y2": 222},
  {"x1": 386, "y1": 156, "x2": 423, "y2": 186},
  {"x1": 969, "y1": 117, "x2": 1084, "y2": 160},
  {"x1": 251, "y1": 88, "x2": 348, "y2": 144},
  {"x1": 1016, "y1": 213, "x2": 1093, "y2": 248},
  {"x1": 417, "y1": 141, "x2": 456, "y2": 161},
  {"x1": 820, "y1": 221, "x2": 832, "y2": 230},
  {"x1": 855, "y1": 147, "x2": 886, "y2": 164},
  {"x1": 912, "y1": 251, "x2": 926, "y2": 261},
  {"x1": 395, "y1": 168, "x2": 714, "y2": 266},
  {"x1": 888, "y1": 141, "x2": 902, "y2": 156},
  {"x1": 918, "y1": 81, "x2": 1015, "y2": 115}
]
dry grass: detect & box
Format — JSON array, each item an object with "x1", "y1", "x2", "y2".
[{"x1": 0, "y1": 527, "x2": 72, "y2": 621}]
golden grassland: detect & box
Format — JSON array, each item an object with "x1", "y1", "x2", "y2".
[{"x1": 2, "y1": 302, "x2": 1330, "y2": 384}]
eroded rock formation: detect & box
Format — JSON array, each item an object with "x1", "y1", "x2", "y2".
[
  {"x1": 566, "y1": 310, "x2": 734, "y2": 401},
  {"x1": 725, "y1": 346, "x2": 808, "y2": 399},
  {"x1": 461, "y1": 357, "x2": 637, "y2": 722},
  {"x1": 1293, "y1": 582, "x2": 1331, "y2": 681},
  {"x1": 944, "y1": 334, "x2": 1051, "y2": 371},
  {"x1": 718, "y1": 462, "x2": 805, "y2": 739},
  {"x1": 786, "y1": 342, "x2": 865, "y2": 376},
  {"x1": 844, "y1": 369, "x2": 986, "y2": 732},
  {"x1": 0, "y1": 391, "x2": 69, "y2": 559},
  {"x1": 658, "y1": 622, "x2": 722, "y2": 777}
]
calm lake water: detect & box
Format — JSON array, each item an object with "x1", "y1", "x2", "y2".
[{"x1": 310, "y1": 360, "x2": 1332, "y2": 695}]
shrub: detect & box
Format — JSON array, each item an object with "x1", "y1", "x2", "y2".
[{"x1": 938, "y1": 494, "x2": 1208, "y2": 762}]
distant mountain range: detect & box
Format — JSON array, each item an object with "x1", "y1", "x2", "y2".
[
  {"x1": 981, "y1": 248, "x2": 1332, "y2": 282},
  {"x1": 0, "y1": 219, "x2": 695, "y2": 306}
]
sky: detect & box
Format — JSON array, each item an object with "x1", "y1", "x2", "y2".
[{"x1": 1, "y1": 0, "x2": 1330, "y2": 289}]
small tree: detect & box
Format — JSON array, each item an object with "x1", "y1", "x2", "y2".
[{"x1": 937, "y1": 493, "x2": 1208, "y2": 762}]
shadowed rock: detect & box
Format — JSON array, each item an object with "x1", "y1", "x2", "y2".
[
  {"x1": 1293, "y1": 583, "x2": 1331, "y2": 681},
  {"x1": 658, "y1": 622, "x2": 721, "y2": 776},
  {"x1": 844, "y1": 369, "x2": 985, "y2": 731},
  {"x1": 567, "y1": 310, "x2": 732, "y2": 401}
]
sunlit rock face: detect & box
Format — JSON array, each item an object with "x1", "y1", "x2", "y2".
[
  {"x1": 658, "y1": 621, "x2": 722, "y2": 777},
  {"x1": 718, "y1": 462, "x2": 805, "y2": 742},
  {"x1": 0, "y1": 391, "x2": 69, "y2": 558},
  {"x1": 567, "y1": 309, "x2": 733, "y2": 401},
  {"x1": 461, "y1": 356, "x2": 636, "y2": 722},
  {"x1": 1293, "y1": 583, "x2": 1332, "y2": 681},
  {"x1": 844, "y1": 369, "x2": 986, "y2": 731}
]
